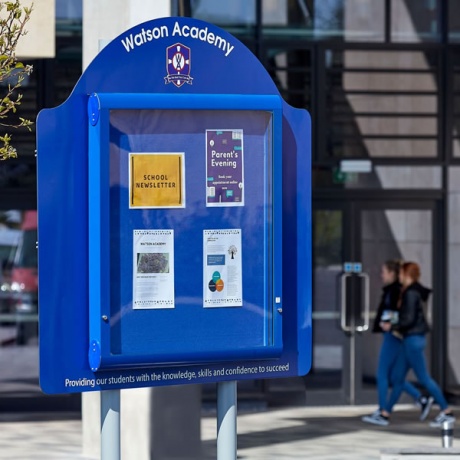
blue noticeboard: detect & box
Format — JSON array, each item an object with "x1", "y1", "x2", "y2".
[{"x1": 37, "y1": 17, "x2": 311, "y2": 393}]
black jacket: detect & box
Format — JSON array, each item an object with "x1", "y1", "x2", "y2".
[
  {"x1": 393, "y1": 282, "x2": 431, "y2": 337},
  {"x1": 372, "y1": 281, "x2": 401, "y2": 333}
]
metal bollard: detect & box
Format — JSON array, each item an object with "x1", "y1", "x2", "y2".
[{"x1": 442, "y1": 419, "x2": 454, "y2": 448}]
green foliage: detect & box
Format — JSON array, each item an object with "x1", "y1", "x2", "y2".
[{"x1": 0, "y1": 1, "x2": 33, "y2": 160}]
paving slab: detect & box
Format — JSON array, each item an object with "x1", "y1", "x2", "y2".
[{"x1": 0, "y1": 404, "x2": 457, "y2": 459}]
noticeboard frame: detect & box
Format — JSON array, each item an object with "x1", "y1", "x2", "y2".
[{"x1": 87, "y1": 92, "x2": 283, "y2": 372}]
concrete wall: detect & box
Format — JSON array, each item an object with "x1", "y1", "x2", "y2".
[
  {"x1": 83, "y1": 385, "x2": 202, "y2": 460},
  {"x1": 448, "y1": 167, "x2": 460, "y2": 385},
  {"x1": 83, "y1": 0, "x2": 171, "y2": 69},
  {"x1": 13, "y1": 0, "x2": 55, "y2": 59},
  {"x1": 343, "y1": 49, "x2": 437, "y2": 159}
]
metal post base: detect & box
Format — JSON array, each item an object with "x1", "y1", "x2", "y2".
[
  {"x1": 217, "y1": 381, "x2": 237, "y2": 460},
  {"x1": 101, "y1": 389, "x2": 121, "y2": 460}
]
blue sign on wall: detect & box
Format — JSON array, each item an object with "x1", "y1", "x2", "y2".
[{"x1": 37, "y1": 17, "x2": 311, "y2": 394}]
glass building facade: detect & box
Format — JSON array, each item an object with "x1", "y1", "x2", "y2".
[{"x1": 2, "y1": 0, "x2": 460, "y2": 408}]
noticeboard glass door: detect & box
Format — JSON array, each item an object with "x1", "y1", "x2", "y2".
[{"x1": 100, "y1": 107, "x2": 280, "y2": 367}]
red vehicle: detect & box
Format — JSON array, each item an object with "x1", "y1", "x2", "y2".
[{"x1": 0, "y1": 211, "x2": 38, "y2": 344}]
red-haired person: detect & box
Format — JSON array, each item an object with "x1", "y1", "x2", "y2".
[
  {"x1": 383, "y1": 262, "x2": 454, "y2": 427},
  {"x1": 362, "y1": 260, "x2": 432, "y2": 426}
]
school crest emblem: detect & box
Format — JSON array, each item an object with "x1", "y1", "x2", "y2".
[{"x1": 165, "y1": 43, "x2": 193, "y2": 87}]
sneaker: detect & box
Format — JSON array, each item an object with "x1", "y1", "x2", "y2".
[
  {"x1": 419, "y1": 396, "x2": 434, "y2": 421},
  {"x1": 429, "y1": 411, "x2": 456, "y2": 428},
  {"x1": 362, "y1": 411, "x2": 389, "y2": 426}
]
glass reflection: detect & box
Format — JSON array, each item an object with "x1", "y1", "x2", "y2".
[
  {"x1": 0, "y1": 210, "x2": 39, "y2": 399},
  {"x1": 0, "y1": 210, "x2": 38, "y2": 345},
  {"x1": 391, "y1": 0, "x2": 439, "y2": 43},
  {"x1": 190, "y1": 0, "x2": 385, "y2": 41},
  {"x1": 449, "y1": 0, "x2": 460, "y2": 42}
]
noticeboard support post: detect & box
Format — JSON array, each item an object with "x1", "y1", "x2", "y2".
[
  {"x1": 217, "y1": 380, "x2": 237, "y2": 460},
  {"x1": 101, "y1": 389, "x2": 121, "y2": 460}
]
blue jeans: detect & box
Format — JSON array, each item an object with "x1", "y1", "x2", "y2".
[
  {"x1": 387, "y1": 334, "x2": 448, "y2": 412},
  {"x1": 378, "y1": 332, "x2": 420, "y2": 411}
]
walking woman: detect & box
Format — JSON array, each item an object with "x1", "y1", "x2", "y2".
[
  {"x1": 362, "y1": 260, "x2": 432, "y2": 426},
  {"x1": 385, "y1": 262, "x2": 455, "y2": 427}
]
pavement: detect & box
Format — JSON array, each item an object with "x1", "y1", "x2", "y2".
[{"x1": 0, "y1": 403, "x2": 458, "y2": 460}]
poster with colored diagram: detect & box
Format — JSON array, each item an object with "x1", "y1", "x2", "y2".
[
  {"x1": 206, "y1": 129, "x2": 244, "y2": 206},
  {"x1": 203, "y1": 229, "x2": 242, "y2": 307}
]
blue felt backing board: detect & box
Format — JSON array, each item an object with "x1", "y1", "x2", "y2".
[{"x1": 37, "y1": 16, "x2": 312, "y2": 394}]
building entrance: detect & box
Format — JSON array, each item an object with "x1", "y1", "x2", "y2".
[{"x1": 309, "y1": 198, "x2": 439, "y2": 405}]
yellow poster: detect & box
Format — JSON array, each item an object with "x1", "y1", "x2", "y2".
[{"x1": 129, "y1": 153, "x2": 185, "y2": 208}]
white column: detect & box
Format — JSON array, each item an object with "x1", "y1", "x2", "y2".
[
  {"x1": 82, "y1": 0, "x2": 171, "y2": 70},
  {"x1": 81, "y1": 3, "x2": 201, "y2": 460}
]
